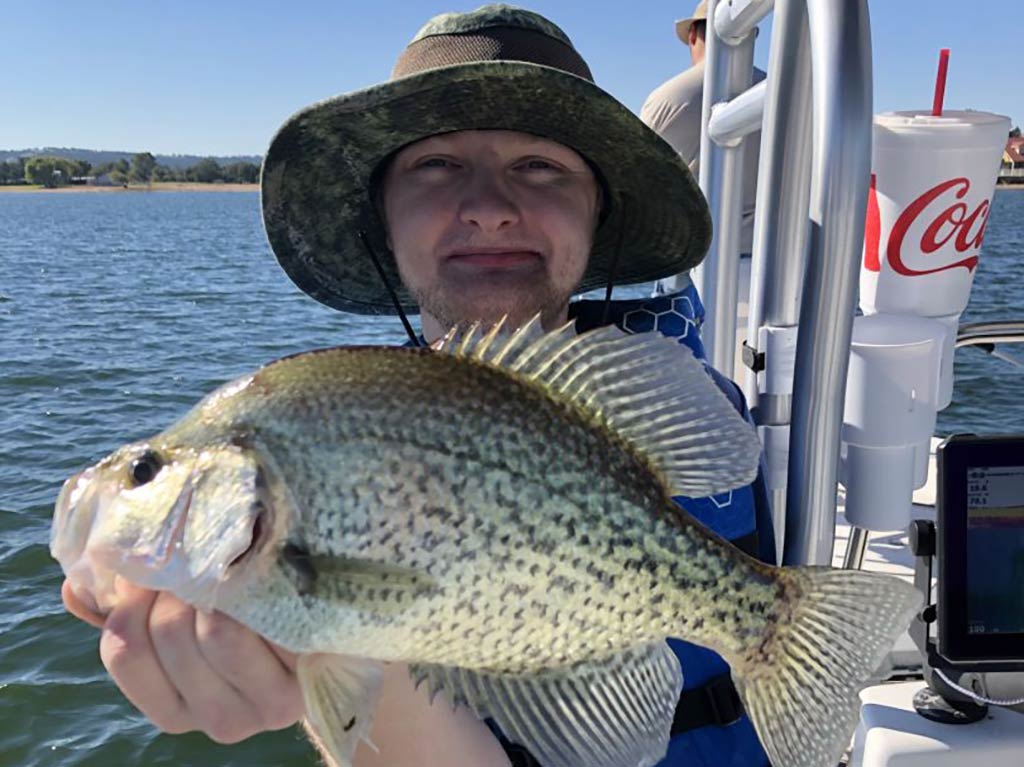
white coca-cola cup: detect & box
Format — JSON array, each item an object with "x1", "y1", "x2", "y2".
[{"x1": 860, "y1": 109, "x2": 1010, "y2": 407}]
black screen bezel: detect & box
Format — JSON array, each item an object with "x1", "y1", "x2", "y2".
[{"x1": 937, "y1": 434, "x2": 1024, "y2": 665}]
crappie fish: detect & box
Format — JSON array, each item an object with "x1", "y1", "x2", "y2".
[{"x1": 51, "y1": 319, "x2": 921, "y2": 767}]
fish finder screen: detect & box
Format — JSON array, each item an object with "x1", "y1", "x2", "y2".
[{"x1": 966, "y1": 465, "x2": 1024, "y2": 635}]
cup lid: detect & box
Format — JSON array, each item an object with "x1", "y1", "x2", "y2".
[
  {"x1": 875, "y1": 109, "x2": 1010, "y2": 129},
  {"x1": 873, "y1": 110, "x2": 1011, "y2": 151}
]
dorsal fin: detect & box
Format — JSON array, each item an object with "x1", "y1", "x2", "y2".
[{"x1": 435, "y1": 316, "x2": 760, "y2": 498}]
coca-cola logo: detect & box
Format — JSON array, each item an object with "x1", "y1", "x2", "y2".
[{"x1": 863, "y1": 175, "x2": 989, "y2": 275}]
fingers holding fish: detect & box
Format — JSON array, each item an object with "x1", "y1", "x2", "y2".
[
  {"x1": 146, "y1": 591, "x2": 267, "y2": 743},
  {"x1": 95, "y1": 580, "x2": 304, "y2": 744},
  {"x1": 61, "y1": 578, "x2": 105, "y2": 629},
  {"x1": 99, "y1": 583, "x2": 193, "y2": 735},
  {"x1": 192, "y1": 609, "x2": 305, "y2": 732}
]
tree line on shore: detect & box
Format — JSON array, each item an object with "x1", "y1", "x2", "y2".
[{"x1": 0, "y1": 152, "x2": 260, "y2": 188}]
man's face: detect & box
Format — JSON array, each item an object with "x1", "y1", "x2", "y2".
[{"x1": 381, "y1": 130, "x2": 600, "y2": 339}]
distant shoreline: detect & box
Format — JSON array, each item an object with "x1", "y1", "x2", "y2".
[
  {"x1": 4, "y1": 180, "x2": 1020, "y2": 193},
  {"x1": 0, "y1": 182, "x2": 258, "y2": 193}
]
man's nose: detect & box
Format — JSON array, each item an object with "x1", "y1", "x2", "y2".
[{"x1": 457, "y1": 170, "x2": 520, "y2": 232}]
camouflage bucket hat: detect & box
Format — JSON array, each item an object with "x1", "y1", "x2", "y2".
[{"x1": 261, "y1": 4, "x2": 712, "y2": 315}]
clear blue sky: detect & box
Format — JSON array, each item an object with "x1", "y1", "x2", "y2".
[{"x1": 2, "y1": 0, "x2": 1019, "y2": 156}]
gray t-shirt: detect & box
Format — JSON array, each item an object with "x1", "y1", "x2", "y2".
[{"x1": 641, "y1": 61, "x2": 766, "y2": 255}]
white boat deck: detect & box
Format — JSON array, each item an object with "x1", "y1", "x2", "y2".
[{"x1": 851, "y1": 681, "x2": 1024, "y2": 767}]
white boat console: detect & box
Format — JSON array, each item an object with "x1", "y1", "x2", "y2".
[{"x1": 852, "y1": 681, "x2": 1024, "y2": 767}]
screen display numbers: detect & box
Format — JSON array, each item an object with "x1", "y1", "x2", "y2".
[{"x1": 965, "y1": 465, "x2": 1024, "y2": 635}]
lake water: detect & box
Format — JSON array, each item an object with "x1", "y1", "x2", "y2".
[{"x1": 1, "y1": 189, "x2": 1021, "y2": 766}]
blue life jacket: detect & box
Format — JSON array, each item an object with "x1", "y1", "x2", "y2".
[
  {"x1": 569, "y1": 285, "x2": 773, "y2": 767},
  {"x1": 412, "y1": 284, "x2": 775, "y2": 767}
]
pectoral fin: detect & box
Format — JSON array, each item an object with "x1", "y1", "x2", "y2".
[
  {"x1": 410, "y1": 641, "x2": 682, "y2": 767},
  {"x1": 297, "y1": 654, "x2": 384, "y2": 767},
  {"x1": 280, "y1": 544, "x2": 438, "y2": 609}
]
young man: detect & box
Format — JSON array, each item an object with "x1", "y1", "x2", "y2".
[{"x1": 63, "y1": 6, "x2": 773, "y2": 766}]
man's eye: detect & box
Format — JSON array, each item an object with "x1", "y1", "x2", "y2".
[
  {"x1": 522, "y1": 159, "x2": 557, "y2": 170},
  {"x1": 416, "y1": 157, "x2": 452, "y2": 169}
]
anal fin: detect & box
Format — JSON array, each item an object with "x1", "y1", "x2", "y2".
[{"x1": 410, "y1": 641, "x2": 682, "y2": 767}]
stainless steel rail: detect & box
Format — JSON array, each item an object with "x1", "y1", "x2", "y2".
[
  {"x1": 692, "y1": 0, "x2": 757, "y2": 380},
  {"x1": 708, "y1": 80, "x2": 767, "y2": 145},
  {"x1": 955, "y1": 321, "x2": 1024, "y2": 348},
  {"x1": 742, "y1": 0, "x2": 814, "y2": 555},
  {"x1": 784, "y1": 1, "x2": 873, "y2": 566},
  {"x1": 714, "y1": 0, "x2": 775, "y2": 44},
  {"x1": 842, "y1": 526, "x2": 870, "y2": 570},
  {"x1": 957, "y1": 321, "x2": 1024, "y2": 368},
  {"x1": 689, "y1": 0, "x2": 875, "y2": 565}
]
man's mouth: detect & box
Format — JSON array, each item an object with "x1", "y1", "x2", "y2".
[{"x1": 445, "y1": 247, "x2": 543, "y2": 268}]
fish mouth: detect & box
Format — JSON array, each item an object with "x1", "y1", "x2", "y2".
[
  {"x1": 51, "y1": 466, "x2": 120, "y2": 613},
  {"x1": 51, "y1": 468, "x2": 95, "y2": 564},
  {"x1": 51, "y1": 466, "x2": 201, "y2": 606}
]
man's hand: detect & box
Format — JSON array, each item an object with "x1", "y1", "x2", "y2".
[
  {"x1": 62, "y1": 578, "x2": 511, "y2": 765},
  {"x1": 61, "y1": 577, "x2": 305, "y2": 744}
]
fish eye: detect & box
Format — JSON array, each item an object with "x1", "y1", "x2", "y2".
[{"x1": 129, "y1": 450, "x2": 163, "y2": 487}]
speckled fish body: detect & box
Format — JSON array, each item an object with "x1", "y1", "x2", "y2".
[
  {"x1": 164, "y1": 347, "x2": 765, "y2": 669},
  {"x1": 51, "y1": 321, "x2": 922, "y2": 767}
]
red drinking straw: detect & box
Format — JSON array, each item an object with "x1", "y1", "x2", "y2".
[{"x1": 932, "y1": 48, "x2": 950, "y2": 116}]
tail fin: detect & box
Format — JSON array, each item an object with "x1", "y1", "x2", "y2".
[{"x1": 734, "y1": 568, "x2": 922, "y2": 767}]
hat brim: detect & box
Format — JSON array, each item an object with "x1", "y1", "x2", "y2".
[
  {"x1": 674, "y1": 16, "x2": 698, "y2": 43},
  {"x1": 261, "y1": 60, "x2": 711, "y2": 315}
]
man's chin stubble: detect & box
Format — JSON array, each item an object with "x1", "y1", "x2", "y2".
[{"x1": 413, "y1": 283, "x2": 573, "y2": 334}]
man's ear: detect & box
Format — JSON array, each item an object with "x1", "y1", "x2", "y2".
[{"x1": 688, "y1": 25, "x2": 699, "y2": 48}]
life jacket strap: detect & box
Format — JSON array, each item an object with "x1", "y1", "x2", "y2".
[
  {"x1": 729, "y1": 529, "x2": 759, "y2": 558},
  {"x1": 671, "y1": 672, "x2": 745, "y2": 735}
]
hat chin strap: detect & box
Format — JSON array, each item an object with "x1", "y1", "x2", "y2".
[
  {"x1": 599, "y1": 227, "x2": 625, "y2": 327},
  {"x1": 357, "y1": 230, "x2": 423, "y2": 347}
]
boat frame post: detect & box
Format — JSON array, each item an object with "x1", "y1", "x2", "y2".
[
  {"x1": 784, "y1": 0, "x2": 873, "y2": 566},
  {"x1": 691, "y1": 0, "x2": 759, "y2": 381},
  {"x1": 690, "y1": 0, "x2": 874, "y2": 566},
  {"x1": 742, "y1": 0, "x2": 814, "y2": 558}
]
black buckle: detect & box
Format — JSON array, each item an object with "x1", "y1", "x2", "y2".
[
  {"x1": 742, "y1": 340, "x2": 765, "y2": 373},
  {"x1": 704, "y1": 674, "x2": 744, "y2": 726}
]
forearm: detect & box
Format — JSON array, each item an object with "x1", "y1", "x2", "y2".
[{"x1": 354, "y1": 662, "x2": 511, "y2": 767}]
